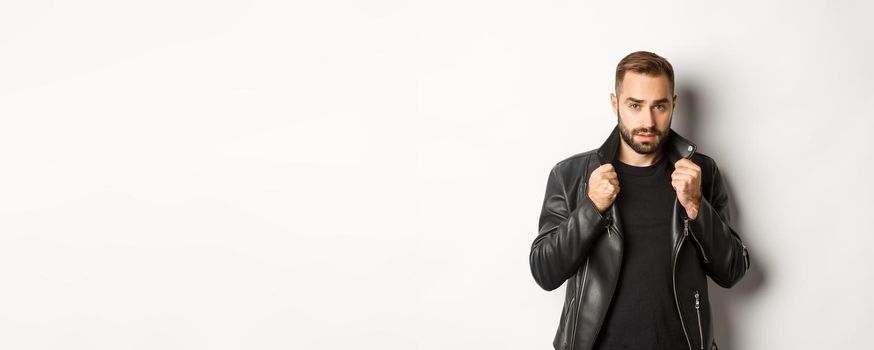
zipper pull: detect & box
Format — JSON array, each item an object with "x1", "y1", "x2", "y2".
[
  {"x1": 693, "y1": 289, "x2": 704, "y2": 350},
  {"x1": 683, "y1": 216, "x2": 690, "y2": 237}
]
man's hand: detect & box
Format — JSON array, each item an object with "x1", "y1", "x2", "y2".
[
  {"x1": 672, "y1": 158, "x2": 702, "y2": 220},
  {"x1": 587, "y1": 164, "x2": 619, "y2": 213}
]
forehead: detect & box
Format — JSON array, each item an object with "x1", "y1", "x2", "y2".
[{"x1": 619, "y1": 72, "x2": 672, "y2": 100}]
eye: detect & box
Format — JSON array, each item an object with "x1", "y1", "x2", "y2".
[
  {"x1": 630, "y1": 103, "x2": 640, "y2": 109},
  {"x1": 655, "y1": 105, "x2": 666, "y2": 111}
]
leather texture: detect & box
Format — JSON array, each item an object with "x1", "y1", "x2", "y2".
[{"x1": 529, "y1": 125, "x2": 750, "y2": 350}]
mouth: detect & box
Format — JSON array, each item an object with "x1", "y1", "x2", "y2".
[{"x1": 636, "y1": 133, "x2": 656, "y2": 140}]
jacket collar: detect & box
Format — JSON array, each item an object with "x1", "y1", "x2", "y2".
[{"x1": 596, "y1": 124, "x2": 697, "y2": 166}]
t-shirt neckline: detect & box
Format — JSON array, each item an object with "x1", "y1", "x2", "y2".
[{"x1": 613, "y1": 155, "x2": 667, "y2": 177}]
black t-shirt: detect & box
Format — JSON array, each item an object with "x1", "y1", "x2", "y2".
[{"x1": 591, "y1": 155, "x2": 687, "y2": 350}]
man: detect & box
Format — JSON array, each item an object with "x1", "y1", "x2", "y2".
[{"x1": 529, "y1": 51, "x2": 750, "y2": 350}]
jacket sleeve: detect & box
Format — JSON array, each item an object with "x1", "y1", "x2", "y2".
[
  {"x1": 529, "y1": 163, "x2": 608, "y2": 291},
  {"x1": 687, "y1": 160, "x2": 751, "y2": 288}
]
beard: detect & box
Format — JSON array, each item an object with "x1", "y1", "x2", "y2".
[{"x1": 616, "y1": 111, "x2": 670, "y2": 155}]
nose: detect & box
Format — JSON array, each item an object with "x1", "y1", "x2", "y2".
[{"x1": 641, "y1": 108, "x2": 656, "y2": 128}]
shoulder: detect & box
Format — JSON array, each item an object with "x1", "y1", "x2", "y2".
[
  {"x1": 553, "y1": 149, "x2": 598, "y2": 169},
  {"x1": 546, "y1": 149, "x2": 600, "y2": 188}
]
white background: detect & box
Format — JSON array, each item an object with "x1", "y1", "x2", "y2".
[{"x1": 1, "y1": 0, "x2": 872, "y2": 349}]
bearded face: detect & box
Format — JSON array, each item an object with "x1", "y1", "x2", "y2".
[
  {"x1": 617, "y1": 110, "x2": 670, "y2": 155},
  {"x1": 611, "y1": 72, "x2": 675, "y2": 156}
]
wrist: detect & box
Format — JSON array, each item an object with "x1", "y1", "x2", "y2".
[
  {"x1": 687, "y1": 210, "x2": 698, "y2": 220},
  {"x1": 685, "y1": 205, "x2": 699, "y2": 220}
]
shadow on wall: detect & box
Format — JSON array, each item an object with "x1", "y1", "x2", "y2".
[{"x1": 674, "y1": 85, "x2": 767, "y2": 350}]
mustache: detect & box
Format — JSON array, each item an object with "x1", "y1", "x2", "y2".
[{"x1": 633, "y1": 128, "x2": 662, "y2": 136}]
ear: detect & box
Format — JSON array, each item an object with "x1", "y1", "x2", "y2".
[
  {"x1": 610, "y1": 92, "x2": 618, "y2": 115},
  {"x1": 672, "y1": 94, "x2": 678, "y2": 108}
]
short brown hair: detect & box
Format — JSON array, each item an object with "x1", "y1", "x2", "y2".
[{"x1": 615, "y1": 51, "x2": 674, "y2": 95}]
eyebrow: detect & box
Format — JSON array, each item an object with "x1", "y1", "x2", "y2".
[{"x1": 624, "y1": 97, "x2": 671, "y2": 104}]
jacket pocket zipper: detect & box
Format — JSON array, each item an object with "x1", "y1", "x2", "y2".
[{"x1": 694, "y1": 290, "x2": 704, "y2": 350}]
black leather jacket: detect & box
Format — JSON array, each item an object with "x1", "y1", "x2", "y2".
[{"x1": 529, "y1": 125, "x2": 750, "y2": 350}]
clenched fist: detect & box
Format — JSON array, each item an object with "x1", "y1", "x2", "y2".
[
  {"x1": 587, "y1": 164, "x2": 620, "y2": 213},
  {"x1": 672, "y1": 158, "x2": 702, "y2": 220}
]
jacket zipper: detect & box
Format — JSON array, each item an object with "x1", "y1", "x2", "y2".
[
  {"x1": 673, "y1": 210, "x2": 693, "y2": 350},
  {"x1": 694, "y1": 290, "x2": 704, "y2": 350}
]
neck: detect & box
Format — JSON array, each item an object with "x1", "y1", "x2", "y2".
[{"x1": 617, "y1": 139, "x2": 663, "y2": 166}]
